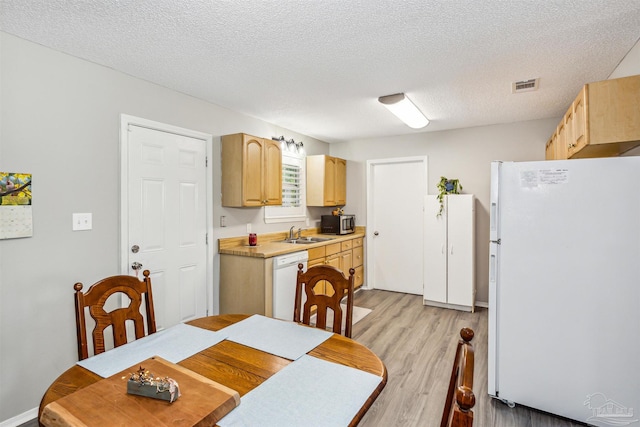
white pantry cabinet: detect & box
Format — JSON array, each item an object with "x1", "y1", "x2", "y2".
[{"x1": 424, "y1": 194, "x2": 475, "y2": 311}]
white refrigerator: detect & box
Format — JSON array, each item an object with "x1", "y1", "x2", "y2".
[{"x1": 488, "y1": 157, "x2": 640, "y2": 425}]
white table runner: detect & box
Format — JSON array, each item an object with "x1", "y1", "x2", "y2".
[
  {"x1": 220, "y1": 314, "x2": 332, "y2": 360},
  {"x1": 77, "y1": 323, "x2": 227, "y2": 377},
  {"x1": 217, "y1": 354, "x2": 383, "y2": 427}
]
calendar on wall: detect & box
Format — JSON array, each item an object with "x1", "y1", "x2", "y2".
[{"x1": 0, "y1": 172, "x2": 33, "y2": 240}]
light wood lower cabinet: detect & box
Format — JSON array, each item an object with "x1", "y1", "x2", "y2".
[
  {"x1": 306, "y1": 237, "x2": 364, "y2": 294},
  {"x1": 220, "y1": 236, "x2": 365, "y2": 316},
  {"x1": 352, "y1": 238, "x2": 364, "y2": 288},
  {"x1": 219, "y1": 254, "x2": 273, "y2": 316}
]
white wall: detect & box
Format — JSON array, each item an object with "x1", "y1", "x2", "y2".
[
  {"x1": 331, "y1": 118, "x2": 559, "y2": 305},
  {"x1": 0, "y1": 32, "x2": 331, "y2": 423}
]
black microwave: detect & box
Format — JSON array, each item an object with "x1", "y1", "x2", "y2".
[{"x1": 321, "y1": 214, "x2": 355, "y2": 235}]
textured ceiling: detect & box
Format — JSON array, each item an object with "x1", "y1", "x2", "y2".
[{"x1": 2, "y1": 0, "x2": 640, "y2": 143}]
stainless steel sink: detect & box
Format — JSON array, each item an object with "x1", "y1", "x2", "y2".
[{"x1": 282, "y1": 237, "x2": 334, "y2": 244}]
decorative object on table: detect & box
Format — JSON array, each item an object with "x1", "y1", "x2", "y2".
[
  {"x1": 332, "y1": 207, "x2": 344, "y2": 216},
  {"x1": 248, "y1": 233, "x2": 257, "y2": 246},
  {"x1": 436, "y1": 177, "x2": 462, "y2": 217},
  {"x1": 126, "y1": 365, "x2": 181, "y2": 403}
]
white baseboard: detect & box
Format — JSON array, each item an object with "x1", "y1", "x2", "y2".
[
  {"x1": 0, "y1": 407, "x2": 37, "y2": 427},
  {"x1": 475, "y1": 300, "x2": 489, "y2": 308}
]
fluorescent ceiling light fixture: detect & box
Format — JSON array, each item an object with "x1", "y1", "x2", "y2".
[{"x1": 378, "y1": 93, "x2": 429, "y2": 129}]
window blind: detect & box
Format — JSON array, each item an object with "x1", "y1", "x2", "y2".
[{"x1": 282, "y1": 164, "x2": 301, "y2": 207}]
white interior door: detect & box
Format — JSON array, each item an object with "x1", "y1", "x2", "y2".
[
  {"x1": 366, "y1": 157, "x2": 427, "y2": 295},
  {"x1": 121, "y1": 116, "x2": 212, "y2": 331}
]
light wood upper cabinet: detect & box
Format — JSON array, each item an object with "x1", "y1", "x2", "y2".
[
  {"x1": 547, "y1": 74, "x2": 640, "y2": 159},
  {"x1": 335, "y1": 158, "x2": 346, "y2": 205},
  {"x1": 306, "y1": 155, "x2": 347, "y2": 206},
  {"x1": 262, "y1": 139, "x2": 282, "y2": 205},
  {"x1": 221, "y1": 133, "x2": 282, "y2": 207},
  {"x1": 571, "y1": 86, "x2": 587, "y2": 155},
  {"x1": 545, "y1": 131, "x2": 559, "y2": 161}
]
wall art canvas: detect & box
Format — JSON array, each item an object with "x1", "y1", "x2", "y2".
[{"x1": 0, "y1": 172, "x2": 33, "y2": 239}]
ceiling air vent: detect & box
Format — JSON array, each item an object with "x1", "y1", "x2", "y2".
[{"x1": 512, "y1": 78, "x2": 539, "y2": 94}]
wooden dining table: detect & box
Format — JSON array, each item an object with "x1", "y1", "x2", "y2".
[{"x1": 39, "y1": 314, "x2": 387, "y2": 426}]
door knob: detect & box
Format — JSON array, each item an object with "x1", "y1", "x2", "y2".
[
  {"x1": 374, "y1": 231, "x2": 379, "y2": 236},
  {"x1": 131, "y1": 262, "x2": 143, "y2": 271},
  {"x1": 131, "y1": 245, "x2": 140, "y2": 253}
]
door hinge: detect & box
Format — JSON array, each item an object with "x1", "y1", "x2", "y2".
[
  {"x1": 206, "y1": 233, "x2": 208, "y2": 245},
  {"x1": 491, "y1": 238, "x2": 501, "y2": 245},
  {"x1": 205, "y1": 156, "x2": 208, "y2": 167}
]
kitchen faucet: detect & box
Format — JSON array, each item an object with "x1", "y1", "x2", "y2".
[
  {"x1": 289, "y1": 226, "x2": 295, "y2": 240},
  {"x1": 297, "y1": 228, "x2": 302, "y2": 239}
]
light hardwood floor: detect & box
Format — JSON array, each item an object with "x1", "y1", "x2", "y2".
[{"x1": 351, "y1": 289, "x2": 585, "y2": 427}]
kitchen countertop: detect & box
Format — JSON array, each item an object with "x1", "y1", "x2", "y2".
[{"x1": 218, "y1": 227, "x2": 365, "y2": 258}]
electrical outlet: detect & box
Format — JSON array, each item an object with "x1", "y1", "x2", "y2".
[
  {"x1": 220, "y1": 216, "x2": 226, "y2": 227},
  {"x1": 72, "y1": 213, "x2": 92, "y2": 231}
]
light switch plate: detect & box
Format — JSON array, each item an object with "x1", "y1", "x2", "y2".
[{"x1": 72, "y1": 213, "x2": 92, "y2": 231}]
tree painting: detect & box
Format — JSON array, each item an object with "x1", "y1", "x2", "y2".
[{"x1": 0, "y1": 173, "x2": 32, "y2": 205}]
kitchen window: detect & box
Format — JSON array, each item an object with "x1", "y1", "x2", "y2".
[{"x1": 264, "y1": 151, "x2": 306, "y2": 223}]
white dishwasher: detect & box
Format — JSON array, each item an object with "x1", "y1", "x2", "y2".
[{"x1": 272, "y1": 251, "x2": 308, "y2": 321}]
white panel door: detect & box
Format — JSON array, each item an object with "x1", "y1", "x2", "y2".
[
  {"x1": 126, "y1": 124, "x2": 208, "y2": 330},
  {"x1": 366, "y1": 157, "x2": 427, "y2": 295}
]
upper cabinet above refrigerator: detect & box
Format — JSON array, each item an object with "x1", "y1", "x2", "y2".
[{"x1": 545, "y1": 74, "x2": 640, "y2": 160}]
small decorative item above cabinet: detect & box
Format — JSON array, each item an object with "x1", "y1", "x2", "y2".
[
  {"x1": 436, "y1": 177, "x2": 462, "y2": 217},
  {"x1": 221, "y1": 133, "x2": 282, "y2": 207},
  {"x1": 306, "y1": 155, "x2": 347, "y2": 207},
  {"x1": 546, "y1": 74, "x2": 640, "y2": 160}
]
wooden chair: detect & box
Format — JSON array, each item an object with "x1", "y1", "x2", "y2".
[
  {"x1": 74, "y1": 270, "x2": 156, "y2": 360},
  {"x1": 294, "y1": 263, "x2": 355, "y2": 337},
  {"x1": 441, "y1": 327, "x2": 475, "y2": 427}
]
